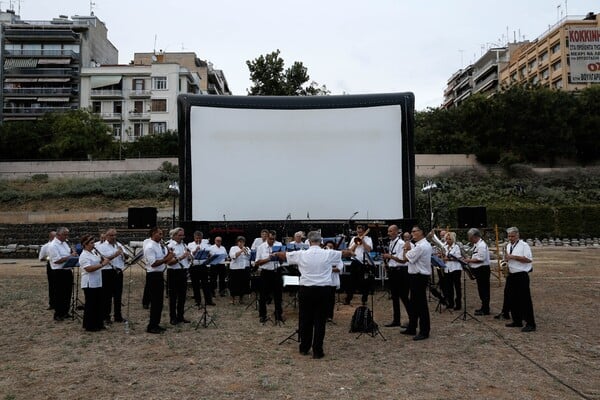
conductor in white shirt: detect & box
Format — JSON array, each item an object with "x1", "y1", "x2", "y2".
[{"x1": 276, "y1": 231, "x2": 354, "y2": 359}]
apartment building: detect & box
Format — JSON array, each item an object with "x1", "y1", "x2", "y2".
[
  {"x1": 0, "y1": 10, "x2": 117, "y2": 121},
  {"x1": 443, "y1": 12, "x2": 599, "y2": 109},
  {"x1": 80, "y1": 62, "x2": 200, "y2": 142},
  {"x1": 500, "y1": 12, "x2": 599, "y2": 90},
  {"x1": 133, "y1": 52, "x2": 231, "y2": 95}
]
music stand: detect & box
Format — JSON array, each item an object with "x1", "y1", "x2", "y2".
[
  {"x1": 282, "y1": 275, "x2": 299, "y2": 309},
  {"x1": 245, "y1": 251, "x2": 260, "y2": 311},
  {"x1": 356, "y1": 252, "x2": 386, "y2": 341},
  {"x1": 192, "y1": 249, "x2": 218, "y2": 328},
  {"x1": 430, "y1": 255, "x2": 451, "y2": 314},
  {"x1": 452, "y1": 260, "x2": 479, "y2": 323},
  {"x1": 66, "y1": 257, "x2": 83, "y2": 321}
]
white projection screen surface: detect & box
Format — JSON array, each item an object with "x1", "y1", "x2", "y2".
[{"x1": 179, "y1": 93, "x2": 415, "y2": 223}]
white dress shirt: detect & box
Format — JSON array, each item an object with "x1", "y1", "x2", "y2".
[
  {"x1": 144, "y1": 239, "x2": 168, "y2": 272},
  {"x1": 229, "y1": 246, "x2": 251, "y2": 270},
  {"x1": 388, "y1": 237, "x2": 411, "y2": 267},
  {"x1": 255, "y1": 242, "x2": 278, "y2": 271},
  {"x1": 350, "y1": 235, "x2": 373, "y2": 264},
  {"x1": 97, "y1": 241, "x2": 126, "y2": 271},
  {"x1": 79, "y1": 249, "x2": 103, "y2": 288},
  {"x1": 207, "y1": 244, "x2": 228, "y2": 265},
  {"x1": 39, "y1": 241, "x2": 52, "y2": 262},
  {"x1": 187, "y1": 240, "x2": 209, "y2": 265},
  {"x1": 286, "y1": 245, "x2": 343, "y2": 286},
  {"x1": 405, "y1": 237, "x2": 432, "y2": 275},
  {"x1": 167, "y1": 240, "x2": 190, "y2": 269},
  {"x1": 250, "y1": 237, "x2": 265, "y2": 250},
  {"x1": 506, "y1": 240, "x2": 533, "y2": 273},
  {"x1": 470, "y1": 238, "x2": 490, "y2": 269},
  {"x1": 443, "y1": 243, "x2": 463, "y2": 273},
  {"x1": 49, "y1": 237, "x2": 73, "y2": 270}
]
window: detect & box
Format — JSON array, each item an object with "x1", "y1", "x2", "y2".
[
  {"x1": 532, "y1": 75, "x2": 539, "y2": 84},
  {"x1": 554, "y1": 78, "x2": 563, "y2": 89},
  {"x1": 112, "y1": 124, "x2": 121, "y2": 138},
  {"x1": 133, "y1": 100, "x2": 144, "y2": 113},
  {"x1": 133, "y1": 79, "x2": 145, "y2": 91},
  {"x1": 113, "y1": 101, "x2": 122, "y2": 114},
  {"x1": 551, "y1": 60, "x2": 561, "y2": 71},
  {"x1": 133, "y1": 123, "x2": 144, "y2": 137},
  {"x1": 92, "y1": 101, "x2": 101, "y2": 113},
  {"x1": 528, "y1": 59, "x2": 537, "y2": 70},
  {"x1": 519, "y1": 66, "x2": 527, "y2": 78},
  {"x1": 539, "y1": 51, "x2": 548, "y2": 63},
  {"x1": 510, "y1": 72, "x2": 518, "y2": 82},
  {"x1": 150, "y1": 122, "x2": 167, "y2": 134},
  {"x1": 151, "y1": 99, "x2": 167, "y2": 112},
  {"x1": 551, "y1": 42, "x2": 561, "y2": 54},
  {"x1": 541, "y1": 68, "x2": 549, "y2": 80},
  {"x1": 152, "y1": 76, "x2": 167, "y2": 90}
]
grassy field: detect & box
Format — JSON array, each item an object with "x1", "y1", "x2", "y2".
[{"x1": 1, "y1": 247, "x2": 598, "y2": 400}]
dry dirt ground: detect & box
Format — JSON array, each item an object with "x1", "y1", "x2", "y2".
[{"x1": 0, "y1": 247, "x2": 598, "y2": 400}]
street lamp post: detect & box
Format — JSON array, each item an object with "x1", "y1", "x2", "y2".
[
  {"x1": 168, "y1": 181, "x2": 180, "y2": 229},
  {"x1": 421, "y1": 180, "x2": 439, "y2": 232}
]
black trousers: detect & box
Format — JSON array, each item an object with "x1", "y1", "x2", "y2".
[
  {"x1": 142, "y1": 272, "x2": 150, "y2": 307},
  {"x1": 388, "y1": 266, "x2": 411, "y2": 323},
  {"x1": 442, "y1": 270, "x2": 462, "y2": 308},
  {"x1": 167, "y1": 269, "x2": 187, "y2": 321},
  {"x1": 407, "y1": 273, "x2": 430, "y2": 336},
  {"x1": 210, "y1": 263, "x2": 227, "y2": 295},
  {"x1": 298, "y1": 286, "x2": 329, "y2": 356},
  {"x1": 229, "y1": 268, "x2": 250, "y2": 297},
  {"x1": 83, "y1": 287, "x2": 103, "y2": 331},
  {"x1": 147, "y1": 272, "x2": 164, "y2": 329},
  {"x1": 53, "y1": 268, "x2": 73, "y2": 318},
  {"x1": 101, "y1": 269, "x2": 117, "y2": 321},
  {"x1": 345, "y1": 260, "x2": 370, "y2": 304},
  {"x1": 327, "y1": 286, "x2": 336, "y2": 319},
  {"x1": 472, "y1": 265, "x2": 490, "y2": 313},
  {"x1": 46, "y1": 261, "x2": 55, "y2": 308},
  {"x1": 508, "y1": 272, "x2": 536, "y2": 327},
  {"x1": 500, "y1": 274, "x2": 512, "y2": 316},
  {"x1": 259, "y1": 269, "x2": 283, "y2": 319},
  {"x1": 189, "y1": 265, "x2": 213, "y2": 305}
]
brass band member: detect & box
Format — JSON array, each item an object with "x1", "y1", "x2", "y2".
[
  {"x1": 166, "y1": 227, "x2": 191, "y2": 325},
  {"x1": 463, "y1": 228, "x2": 491, "y2": 316},
  {"x1": 504, "y1": 227, "x2": 536, "y2": 332},
  {"x1": 39, "y1": 230, "x2": 56, "y2": 310},
  {"x1": 275, "y1": 231, "x2": 354, "y2": 358},
  {"x1": 255, "y1": 230, "x2": 284, "y2": 323},
  {"x1": 97, "y1": 228, "x2": 127, "y2": 324},
  {"x1": 401, "y1": 225, "x2": 431, "y2": 341},
  {"x1": 143, "y1": 227, "x2": 175, "y2": 334},
  {"x1": 187, "y1": 231, "x2": 214, "y2": 306},
  {"x1": 441, "y1": 232, "x2": 463, "y2": 310},
  {"x1": 382, "y1": 225, "x2": 412, "y2": 328},
  {"x1": 344, "y1": 225, "x2": 373, "y2": 305},
  {"x1": 228, "y1": 236, "x2": 252, "y2": 304},
  {"x1": 208, "y1": 237, "x2": 228, "y2": 297},
  {"x1": 48, "y1": 227, "x2": 77, "y2": 321},
  {"x1": 251, "y1": 229, "x2": 269, "y2": 250},
  {"x1": 79, "y1": 234, "x2": 110, "y2": 331}
]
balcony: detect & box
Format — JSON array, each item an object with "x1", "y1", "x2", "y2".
[
  {"x1": 129, "y1": 89, "x2": 152, "y2": 98},
  {"x1": 3, "y1": 87, "x2": 75, "y2": 97},
  {"x1": 97, "y1": 112, "x2": 122, "y2": 121},
  {"x1": 90, "y1": 89, "x2": 123, "y2": 98},
  {"x1": 3, "y1": 67, "x2": 77, "y2": 77},
  {"x1": 4, "y1": 49, "x2": 79, "y2": 58},
  {"x1": 2, "y1": 106, "x2": 73, "y2": 119},
  {"x1": 128, "y1": 112, "x2": 151, "y2": 120}
]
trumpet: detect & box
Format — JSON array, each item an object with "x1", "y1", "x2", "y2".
[
  {"x1": 353, "y1": 228, "x2": 370, "y2": 245},
  {"x1": 500, "y1": 260, "x2": 509, "y2": 277}
]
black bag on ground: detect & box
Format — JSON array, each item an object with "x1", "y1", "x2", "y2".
[{"x1": 349, "y1": 305, "x2": 377, "y2": 333}]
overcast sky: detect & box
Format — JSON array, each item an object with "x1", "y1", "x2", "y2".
[{"x1": 13, "y1": 0, "x2": 599, "y2": 110}]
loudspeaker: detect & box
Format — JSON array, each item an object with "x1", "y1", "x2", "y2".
[
  {"x1": 457, "y1": 206, "x2": 487, "y2": 228},
  {"x1": 128, "y1": 207, "x2": 157, "y2": 229}
]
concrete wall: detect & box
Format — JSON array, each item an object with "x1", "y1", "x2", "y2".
[{"x1": 0, "y1": 155, "x2": 479, "y2": 180}]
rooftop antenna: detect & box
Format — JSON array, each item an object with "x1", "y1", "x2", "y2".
[
  {"x1": 153, "y1": 34, "x2": 157, "y2": 54},
  {"x1": 89, "y1": 0, "x2": 96, "y2": 15},
  {"x1": 556, "y1": 4, "x2": 561, "y2": 22}
]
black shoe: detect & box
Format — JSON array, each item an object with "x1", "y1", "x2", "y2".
[
  {"x1": 384, "y1": 322, "x2": 401, "y2": 327},
  {"x1": 505, "y1": 322, "x2": 523, "y2": 328},
  {"x1": 104, "y1": 319, "x2": 112, "y2": 325},
  {"x1": 143, "y1": 304, "x2": 150, "y2": 309},
  {"x1": 259, "y1": 316, "x2": 268, "y2": 323},
  {"x1": 47, "y1": 305, "x2": 54, "y2": 310},
  {"x1": 401, "y1": 329, "x2": 416, "y2": 335},
  {"x1": 299, "y1": 350, "x2": 310, "y2": 356},
  {"x1": 146, "y1": 327, "x2": 162, "y2": 334},
  {"x1": 157, "y1": 325, "x2": 167, "y2": 332},
  {"x1": 206, "y1": 302, "x2": 216, "y2": 306},
  {"x1": 474, "y1": 310, "x2": 489, "y2": 316},
  {"x1": 179, "y1": 318, "x2": 191, "y2": 323},
  {"x1": 400, "y1": 324, "x2": 408, "y2": 329},
  {"x1": 63, "y1": 313, "x2": 73, "y2": 319},
  {"x1": 53, "y1": 315, "x2": 64, "y2": 321},
  {"x1": 170, "y1": 319, "x2": 179, "y2": 325},
  {"x1": 521, "y1": 325, "x2": 536, "y2": 332},
  {"x1": 114, "y1": 317, "x2": 126, "y2": 323},
  {"x1": 413, "y1": 333, "x2": 429, "y2": 341},
  {"x1": 312, "y1": 352, "x2": 325, "y2": 359}
]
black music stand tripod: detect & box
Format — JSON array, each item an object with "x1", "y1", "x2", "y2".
[
  {"x1": 67, "y1": 258, "x2": 83, "y2": 321},
  {"x1": 194, "y1": 299, "x2": 217, "y2": 329},
  {"x1": 452, "y1": 267, "x2": 479, "y2": 323},
  {"x1": 356, "y1": 252, "x2": 386, "y2": 341}
]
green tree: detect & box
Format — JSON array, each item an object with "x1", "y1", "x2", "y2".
[
  {"x1": 246, "y1": 49, "x2": 329, "y2": 96},
  {"x1": 38, "y1": 109, "x2": 115, "y2": 160},
  {"x1": 123, "y1": 131, "x2": 179, "y2": 158},
  {"x1": 573, "y1": 85, "x2": 600, "y2": 165},
  {"x1": 0, "y1": 120, "x2": 42, "y2": 160}
]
